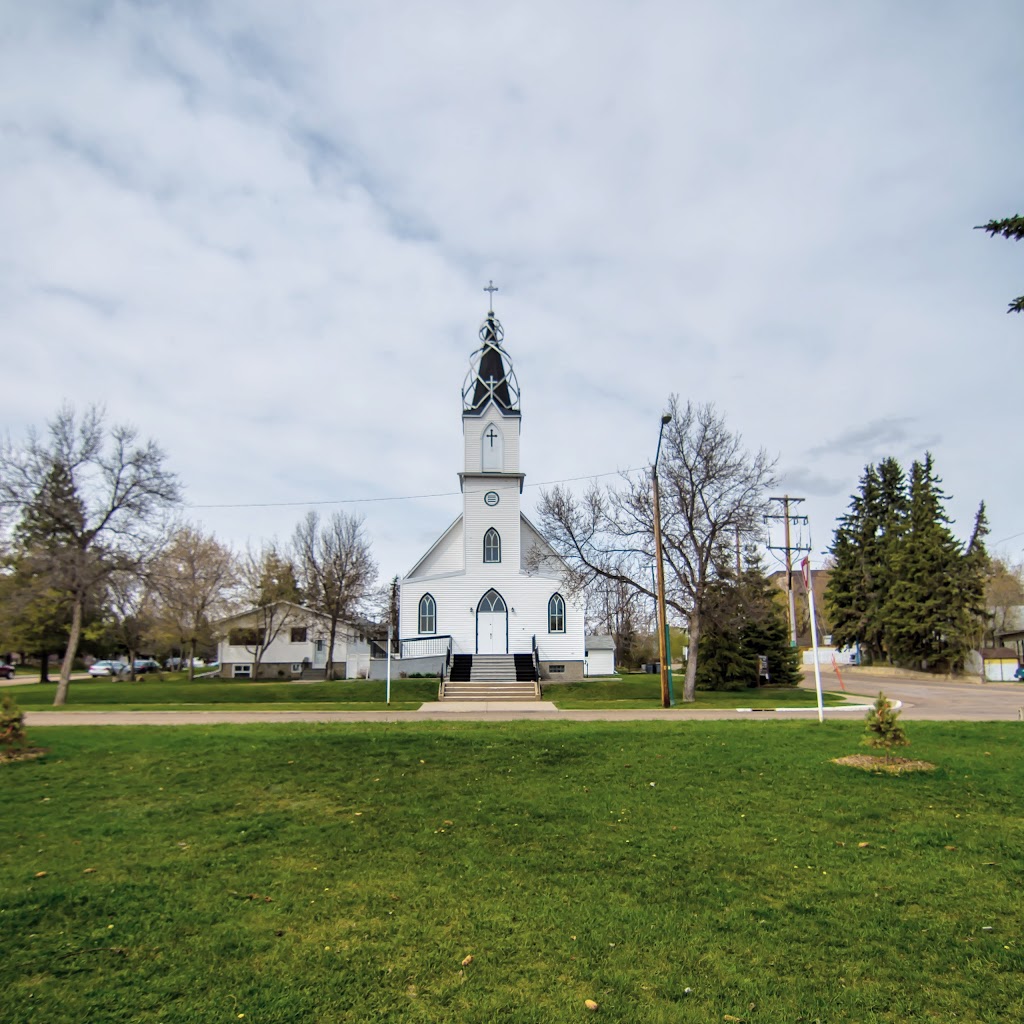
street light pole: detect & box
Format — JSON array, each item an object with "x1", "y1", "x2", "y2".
[{"x1": 653, "y1": 414, "x2": 673, "y2": 708}]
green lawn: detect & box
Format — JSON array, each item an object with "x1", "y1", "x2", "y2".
[
  {"x1": 9, "y1": 676, "x2": 439, "y2": 712},
  {"x1": 10, "y1": 674, "x2": 846, "y2": 713},
  {"x1": 549, "y1": 674, "x2": 847, "y2": 709},
  {"x1": 3, "y1": 721, "x2": 1022, "y2": 1023}
]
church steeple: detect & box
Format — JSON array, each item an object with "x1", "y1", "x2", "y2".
[{"x1": 462, "y1": 286, "x2": 520, "y2": 417}]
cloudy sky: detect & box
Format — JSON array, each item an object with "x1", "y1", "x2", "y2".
[{"x1": 3, "y1": 1, "x2": 1022, "y2": 588}]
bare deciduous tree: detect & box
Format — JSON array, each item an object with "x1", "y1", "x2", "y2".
[
  {"x1": 0, "y1": 406, "x2": 180, "y2": 705},
  {"x1": 985, "y1": 558, "x2": 1024, "y2": 645},
  {"x1": 106, "y1": 569, "x2": 157, "y2": 680},
  {"x1": 234, "y1": 543, "x2": 301, "y2": 679},
  {"x1": 293, "y1": 511, "x2": 377, "y2": 680},
  {"x1": 536, "y1": 397, "x2": 775, "y2": 701},
  {"x1": 152, "y1": 525, "x2": 237, "y2": 678}
]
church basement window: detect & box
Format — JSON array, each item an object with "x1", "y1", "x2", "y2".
[
  {"x1": 418, "y1": 594, "x2": 436, "y2": 634},
  {"x1": 483, "y1": 528, "x2": 501, "y2": 563}
]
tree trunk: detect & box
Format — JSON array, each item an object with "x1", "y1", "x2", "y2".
[
  {"x1": 128, "y1": 647, "x2": 137, "y2": 680},
  {"x1": 54, "y1": 596, "x2": 83, "y2": 706},
  {"x1": 326, "y1": 618, "x2": 339, "y2": 681},
  {"x1": 683, "y1": 614, "x2": 700, "y2": 703},
  {"x1": 39, "y1": 652, "x2": 49, "y2": 683},
  {"x1": 188, "y1": 638, "x2": 197, "y2": 680}
]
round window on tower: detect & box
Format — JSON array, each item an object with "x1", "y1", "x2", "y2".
[{"x1": 484, "y1": 491, "x2": 499, "y2": 507}]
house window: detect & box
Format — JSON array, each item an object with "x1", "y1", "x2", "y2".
[
  {"x1": 418, "y1": 593, "x2": 436, "y2": 634},
  {"x1": 548, "y1": 593, "x2": 565, "y2": 633},
  {"x1": 229, "y1": 627, "x2": 264, "y2": 647},
  {"x1": 290, "y1": 627, "x2": 307, "y2": 643},
  {"x1": 233, "y1": 664, "x2": 252, "y2": 678},
  {"x1": 483, "y1": 528, "x2": 501, "y2": 563}
]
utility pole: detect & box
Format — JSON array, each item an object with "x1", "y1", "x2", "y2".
[{"x1": 766, "y1": 495, "x2": 809, "y2": 647}]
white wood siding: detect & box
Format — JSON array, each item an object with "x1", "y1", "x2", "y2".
[
  {"x1": 464, "y1": 409, "x2": 520, "y2": 474},
  {"x1": 400, "y1": 515, "x2": 584, "y2": 658},
  {"x1": 409, "y1": 518, "x2": 465, "y2": 578}
]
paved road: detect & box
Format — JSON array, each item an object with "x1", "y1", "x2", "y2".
[
  {"x1": 20, "y1": 671, "x2": 1024, "y2": 726},
  {"x1": 817, "y1": 669, "x2": 1024, "y2": 722}
]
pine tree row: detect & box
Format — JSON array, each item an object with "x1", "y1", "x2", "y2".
[{"x1": 825, "y1": 453, "x2": 989, "y2": 672}]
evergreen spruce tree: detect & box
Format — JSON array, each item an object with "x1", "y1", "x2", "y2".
[
  {"x1": 959, "y1": 501, "x2": 991, "y2": 652},
  {"x1": 826, "y1": 458, "x2": 907, "y2": 662},
  {"x1": 696, "y1": 552, "x2": 800, "y2": 690},
  {"x1": 863, "y1": 692, "x2": 909, "y2": 762},
  {"x1": 883, "y1": 455, "x2": 974, "y2": 670}
]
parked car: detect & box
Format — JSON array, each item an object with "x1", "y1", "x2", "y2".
[
  {"x1": 89, "y1": 660, "x2": 127, "y2": 677},
  {"x1": 133, "y1": 658, "x2": 161, "y2": 674},
  {"x1": 0, "y1": 664, "x2": 15, "y2": 680},
  {"x1": 164, "y1": 657, "x2": 206, "y2": 670}
]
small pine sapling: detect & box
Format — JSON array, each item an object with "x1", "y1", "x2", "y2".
[
  {"x1": 1, "y1": 693, "x2": 28, "y2": 752},
  {"x1": 863, "y1": 691, "x2": 909, "y2": 763}
]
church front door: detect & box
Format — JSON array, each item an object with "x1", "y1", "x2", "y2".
[{"x1": 476, "y1": 589, "x2": 508, "y2": 654}]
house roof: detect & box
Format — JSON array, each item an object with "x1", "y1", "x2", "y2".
[
  {"x1": 979, "y1": 647, "x2": 1017, "y2": 659},
  {"x1": 585, "y1": 634, "x2": 616, "y2": 650},
  {"x1": 214, "y1": 601, "x2": 368, "y2": 630}
]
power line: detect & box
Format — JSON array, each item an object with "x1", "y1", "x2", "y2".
[{"x1": 185, "y1": 466, "x2": 647, "y2": 511}]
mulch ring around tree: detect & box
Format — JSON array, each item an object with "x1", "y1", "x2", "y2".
[
  {"x1": 0, "y1": 747, "x2": 49, "y2": 765},
  {"x1": 832, "y1": 754, "x2": 936, "y2": 774}
]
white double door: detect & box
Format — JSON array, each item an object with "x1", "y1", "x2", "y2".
[{"x1": 477, "y1": 612, "x2": 508, "y2": 654}]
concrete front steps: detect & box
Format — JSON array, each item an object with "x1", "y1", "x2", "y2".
[
  {"x1": 441, "y1": 654, "x2": 540, "y2": 700},
  {"x1": 442, "y1": 681, "x2": 540, "y2": 700}
]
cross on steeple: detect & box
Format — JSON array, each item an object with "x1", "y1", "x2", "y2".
[
  {"x1": 484, "y1": 280, "x2": 498, "y2": 312},
  {"x1": 486, "y1": 427, "x2": 498, "y2": 447}
]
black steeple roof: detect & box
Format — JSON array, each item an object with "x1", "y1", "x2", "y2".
[{"x1": 462, "y1": 310, "x2": 520, "y2": 417}]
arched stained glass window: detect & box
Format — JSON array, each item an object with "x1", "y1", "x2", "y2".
[
  {"x1": 483, "y1": 528, "x2": 501, "y2": 563},
  {"x1": 418, "y1": 593, "x2": 436, "y2": 634},
  {"x1": 548, "y1": 593, "x2": 565, "y2": 633},
  {"x1": 478, "y1": 589, "x2": 506, "y2": 613}
]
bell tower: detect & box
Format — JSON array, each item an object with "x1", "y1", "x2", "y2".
[{"x1": 459, "y1": 284, "x2": 524, "y2": 572}]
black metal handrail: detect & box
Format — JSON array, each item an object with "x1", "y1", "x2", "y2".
[{"x1": 399, "y1": 634, "x2": 453, "y2": 659}]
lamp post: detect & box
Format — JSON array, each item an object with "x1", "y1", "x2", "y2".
[{"x1": 653, "y1": 413, "x2": 674, "y2": 708}]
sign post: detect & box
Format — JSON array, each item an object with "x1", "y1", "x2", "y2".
[
  {"x1": 386, "y1": 622, "x2": 392, "y2": 705},
  {"x1": 802, "y1": 557, "x2": 824, "y2": 723}
]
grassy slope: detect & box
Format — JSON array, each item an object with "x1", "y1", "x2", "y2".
[
  {"x1": 8, "y1": 676, "x2": 439, "y2": 712},
  {"x1": 549, "y1": 674, "x2": 846, "y2": 709},
  {"x1": 3, "y1": 721, "x2": 1022, "y2": 1023},
  {"x1": 11, "y1": 674, "x2": 845, "y2": 712}
]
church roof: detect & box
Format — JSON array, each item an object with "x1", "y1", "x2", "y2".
[{"x1": 462, "y1": 311, "x2": 520, "y2": 416}]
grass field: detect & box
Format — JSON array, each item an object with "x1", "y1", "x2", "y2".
[
  {"x1": 6, "y1": 676, "x2": 440, "y2": 712},
  {"x1": 4, "y1": 720, "x2": 1022, "y2": 1023},
  {"x1": 547, "y1": 675, "x2": 846, "y2": 709},
  {"x1": 8, "y1": 673, "x2": 844, "y2": 713}
]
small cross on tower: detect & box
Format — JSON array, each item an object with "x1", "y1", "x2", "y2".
[
  {"x1": 486, "y1": 427, "x2": 498, "y2": 448},
  {"x1": 484, "y1": 280, "x2": 498, "y2": 312}
]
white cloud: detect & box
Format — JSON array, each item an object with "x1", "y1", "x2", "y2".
[{"x1": 2, "y1": 0, "x2": 1021, "y2": 582}]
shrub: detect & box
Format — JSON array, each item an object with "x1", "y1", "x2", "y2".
[
  {"x1": 863, "y1": 691, "x2": 909, "y2": 762},
  {"x1": 1, "y1": 694, "x2": 27, "y2": 752}
]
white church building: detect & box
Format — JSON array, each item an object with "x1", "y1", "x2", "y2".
[{"x1": 399, "y1": 300, "x2": 586, "y2": 684}]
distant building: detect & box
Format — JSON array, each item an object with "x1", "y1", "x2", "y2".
[{"x1": 584, "y1": 634, "x2": 616, "y2": 676}]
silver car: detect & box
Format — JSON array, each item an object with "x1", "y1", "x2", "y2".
[{"x1": 88, "y1": 660, "x2": 127, "y2": 677}]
